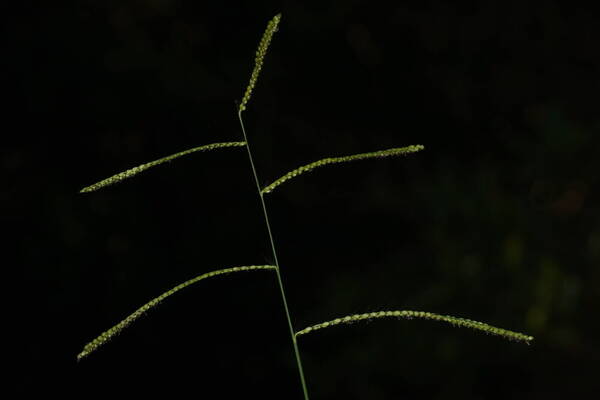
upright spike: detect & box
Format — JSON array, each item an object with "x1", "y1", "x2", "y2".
[{"x1": 239, "y1": 13, "x2": 281, "y2": 112}]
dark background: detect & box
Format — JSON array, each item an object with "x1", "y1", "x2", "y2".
[{"x1": 6, "y1": 1, "x2": 599, "y2": 398}]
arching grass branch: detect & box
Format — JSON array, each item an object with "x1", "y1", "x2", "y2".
[
  {"x1": 295, "y1": 310, "x2": 534, "y2": 344},
  {"x1": 80, "y1": 141, "x2": 247, "y2": 193},
  {"x1": 77, "y1": 265, "x2": 276, "y2": 361},
  {"x1": 261, "y1": 145, "x2": 425, "y2": 194}
]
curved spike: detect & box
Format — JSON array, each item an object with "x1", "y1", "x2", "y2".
[
  {"x1": 80, "y1": 141, "x2": 247, "y2": 193},
  {"x1": 77, "y1": 265, "x2": 276, "y2": 361},
  {"x1": 262, "y1": 145, "x2": 424, "y2": 194},
  {"x1": 295, "y1": 310, "x2": 533, "y2": 344}
]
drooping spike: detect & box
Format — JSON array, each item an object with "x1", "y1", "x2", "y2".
[
  {"x1": 80, "y1": 141, "x2": 246, "y2": 193},
  {"x1": 295, "y1": 310, "x2": 533, "y2": 344},
  {"x1": 77, "y1": 265, "x2": 276, "y2": 361}
]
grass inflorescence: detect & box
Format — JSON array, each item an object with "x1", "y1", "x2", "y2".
[
  {"x1": 77, "y1": 265, "x2": 275, "y2": 361},
  {"x1": 77, "y1": 13, "x2": 532, "y2": 400},
  {"x1": 261, "y1": 145, "x2": 425, "y2": 194},
  {"x1": 295, "y1": 310, "x2": 534, "y2": 344},
  {"x1": 80, "y1": 141, "x2": 246, "y2": 193},
  {"x1": 239, "y1": 13, "x2": 281, "y2": 112}
]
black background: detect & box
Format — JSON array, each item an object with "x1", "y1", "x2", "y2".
[{"x1": 6, "y1": 1, "x2": 599, "y2": 399}]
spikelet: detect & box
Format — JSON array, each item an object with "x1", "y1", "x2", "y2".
[
  {"x1": 262, "y1": 145, "x2": 425, "y2": 194},
  {"x1": 77, "y1": 265, "x2": 276, "y2": 361},
  {"x1": 80, "y1": 141, "x2": 246, "y2": 193},
  {"x1": 295, "y1": 310, "x2": 534, "y2": 344},
  {"x1": 239, "y1": 13, "x2": 281, "y2": 112}
]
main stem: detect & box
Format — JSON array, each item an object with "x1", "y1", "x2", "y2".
[{"x1": 238, "y1": 111, "x2": 310, "y2": 400}]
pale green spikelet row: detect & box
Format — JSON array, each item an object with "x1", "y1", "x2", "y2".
[
  {"x1": 295, "y1": 310, "x2": 534, "y2": 344},
  {"x1": 77, "y1": 265, "x2": 276, "y2": 361},
  {"x1": 239, "y1": 13, "x2": 281, "y2": 112},
  {"x1": 80, "y1": 141, "x2": 247, "y2": 193},
  {"x1": 261, "y1": 145, "x2": 425, "y2": 194}
]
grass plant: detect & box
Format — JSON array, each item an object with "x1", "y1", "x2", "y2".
[{"x1": 77, "y1": 13, "x2": 532, "y2": 399}]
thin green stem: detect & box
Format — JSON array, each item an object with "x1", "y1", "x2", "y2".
[{"x1": 238, "y1": 110, "x2": 310, "y2": 400}]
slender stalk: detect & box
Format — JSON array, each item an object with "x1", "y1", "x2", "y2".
[{"x1": 238, "y1": 110, "x2": 310, "y2": 400}]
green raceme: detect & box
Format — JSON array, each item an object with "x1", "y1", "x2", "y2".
[
  {"x1": 239, "y1": 13, "x2": 281, "y2": 112},
  {"x1": 261, "y1": 145, "x2": 425, "y2": 194},
  {"x1": 80, "y1": 141, "x2": 246, "y2": 193},
  {"x1": 77, "y1": 265, "x2": 276, "y2": 361},
  {"x1": 296, "y1": 310, "x2": 534, "y2": 344},
  {"x1": 77, "y1": 13, "x2": 533, "y2": 400}
]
